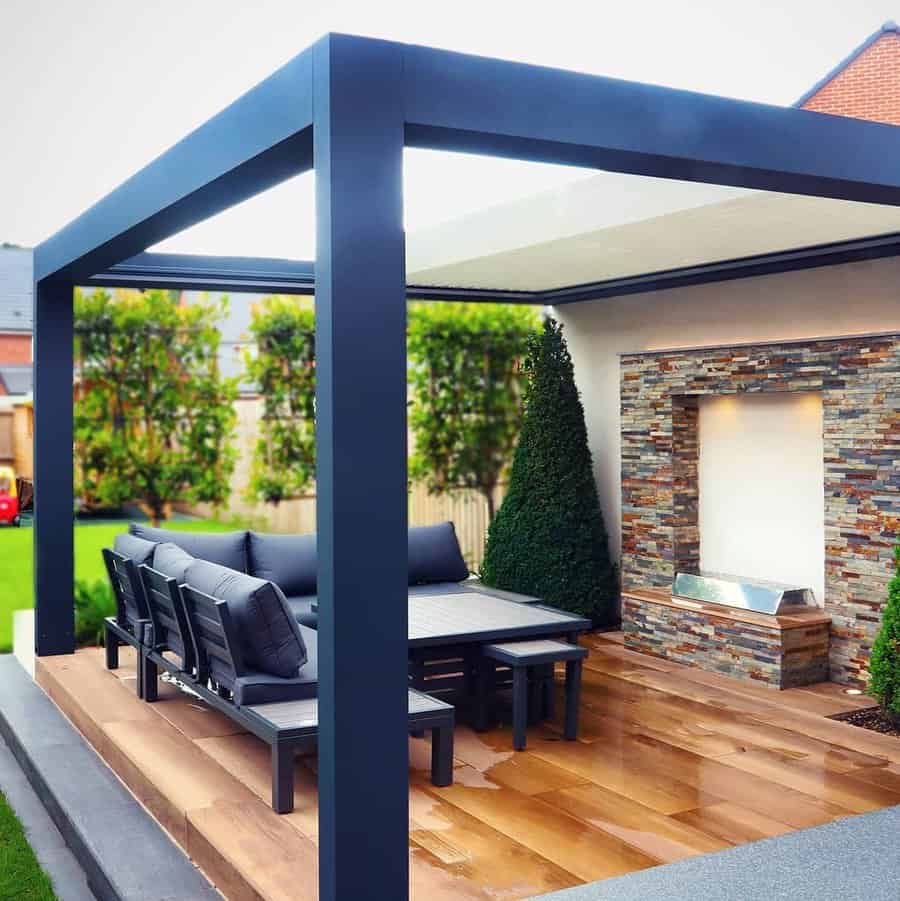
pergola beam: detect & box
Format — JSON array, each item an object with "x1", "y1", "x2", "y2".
[
  {"x1": 404, "y1": 45, "x2": 900, "y2": 205},
  {"x1": 35, "y1": 48, "x2": 314, "y2": 285},
  {"x1": 85, "y1": 251, "x2": 538, "y2": 302}
]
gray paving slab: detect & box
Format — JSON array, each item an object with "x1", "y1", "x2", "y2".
[
  {"x1": 0, "y1": 654, "x2": 221, "y2": 901},
  {"x1": 535, "y1": 804, "x2": 900, "y2": 901},
  {"x1": 0, "y1": 737, "x2": 95, "y2": 901}
]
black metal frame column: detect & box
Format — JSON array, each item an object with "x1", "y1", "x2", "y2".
[
  {"x1": 313, "y1": 35, "x2": 409, "y2": 901},
  {"x1": 33, "y1": 278, "x2": 75, "y2": 656}
]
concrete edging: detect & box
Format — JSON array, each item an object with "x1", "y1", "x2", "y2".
[{"x1": 0, "y1": 654, "x2": 220, "y2": 901}]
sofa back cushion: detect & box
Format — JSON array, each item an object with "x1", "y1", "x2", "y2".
[
  {"x1": 184, "y1": 560, "x2": 307, "y2": 678},
  {"x1": 408, "y1": 522, "x2": 469, "y2": 585},
  {"x1": 152, "y1": 543, "x2": 195, "y2": 585},
  {"x1": 248, "y1": 532, "x2": 317, "y2": 598},
  {"x1": 129, "y1": 524, "x2": 248, "y2": 572},
  {"x1": 114, "y1": 532, "x2": 157, "y2": 567}
]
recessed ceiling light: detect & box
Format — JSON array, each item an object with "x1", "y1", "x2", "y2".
[{"x1": 844, "y1": 688, "x2": 863, "y2": 696}]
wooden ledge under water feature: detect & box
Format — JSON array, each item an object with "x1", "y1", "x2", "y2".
[
  {"x1": 623, "y1": 588, "x2": 833, "y2": 689},
  {"x1": 36, "y1": 633, "x2": 897, "y2": 901}
]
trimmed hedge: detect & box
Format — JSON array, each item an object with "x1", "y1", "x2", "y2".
[
  {"x1": 481, "y1": 318, "x2": 617, "y2": 625},
  {"x1": 869, "y1": 546, "x2": 900, "y2": 717}
]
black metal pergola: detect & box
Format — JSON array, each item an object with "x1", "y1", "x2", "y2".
[{"x1": 33, "y1": 33, "x2": 900, "y2": 901}]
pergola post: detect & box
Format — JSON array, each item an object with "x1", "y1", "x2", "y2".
[
  {"x1": 313, "y1": 36, "x2": 409, "y2": 901},
  {"x1": 33, "y1": 278, "x2": 75, "y2": 656}
]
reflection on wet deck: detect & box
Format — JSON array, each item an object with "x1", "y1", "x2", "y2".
[{"x1": 37, "y1": 633, "x2": 896, "y2": 900}]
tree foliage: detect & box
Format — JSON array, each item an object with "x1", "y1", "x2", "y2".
[
  {"x1": 74, "y1": 289, "x2": 237, "y2": 524},
  {"x1": 869, "y1": 546, "x2": 900, "y2": 717},
  {"x1": 481, "y1": 318, "x2": 617, "y2": 624},
  {"x1": 244, "y1": 296, "x2": 316, "y2": 504},
  {"x1": 407, "y1": 302, "x2": 539, "y2": 518}
]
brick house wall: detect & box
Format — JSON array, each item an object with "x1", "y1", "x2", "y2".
[
  {"x1": 0, "y1": 334, "x2": 32, "y2": 366},
  {"x1": 801, "y1": 24, "x2": 900, "y2": 124}
]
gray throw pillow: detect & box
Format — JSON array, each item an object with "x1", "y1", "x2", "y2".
[
  {"x1": 248, "y1": 532, "x2": 317, "y2": 597},
  {"x1": 184, "y1": 560, "x2": 307, "y2": 679},
  {"x1": 129, "y1": 523, "x2": 248, "y2": 572},
  {"x1": 152, "y1": 543, "x2": 195, "y2": 584},
  {"x1": 113, "y1": 532, "x2": 157, "y2": 566},
  {"x1": 408, "y1": 522, "x2": 469, "y2": 585}
]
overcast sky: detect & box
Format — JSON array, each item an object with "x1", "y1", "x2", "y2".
[{"x1": 2, "y1": 0, "x2": 898, "y2": 258}]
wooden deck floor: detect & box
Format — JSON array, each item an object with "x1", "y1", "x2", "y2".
[{"x1": 36, "y1": 633, "x2": 900, "y2": 901}]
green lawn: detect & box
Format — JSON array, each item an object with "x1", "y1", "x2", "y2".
[
  {"x1": 0, "y1": 790, "x2": 56, "y2": 900},
  {"x1": 0, "y1": 520, "x2": 233, "y2": 653}
]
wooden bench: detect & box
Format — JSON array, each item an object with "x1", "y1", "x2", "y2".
[{"x1": 480, "y1": 640, "x2": 588, "y2": 750}]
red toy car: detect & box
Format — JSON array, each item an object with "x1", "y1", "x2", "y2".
[{"x1": 0, "y1": 466, "x2": 20, "y2": 526}]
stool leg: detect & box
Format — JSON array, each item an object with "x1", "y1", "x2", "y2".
[
  {"x1": 564, "y1": 659, "x2": 583, "y2": 741},
  {"x1": 512, "y1": 667, "x2": 528, "y2": 751},
  {"x1": 431, "y1": 723, "x2": 454, "y2": 787},
  {"x1": 272, "y1": 742, "x2": 295, "y2": 813}
]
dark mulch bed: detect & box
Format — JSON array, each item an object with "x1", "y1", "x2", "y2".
[{"x1": 831, "y1": 706, "x2": 900, "y2": 737}]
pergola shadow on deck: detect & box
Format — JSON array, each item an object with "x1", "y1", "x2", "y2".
[{"x1": 33, "y1": 33, "x2": 900, "y2": 901}]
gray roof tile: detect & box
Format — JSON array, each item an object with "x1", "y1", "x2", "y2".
[{"x1": 0, "y1": 247, "x2": 33, "y2": 333}]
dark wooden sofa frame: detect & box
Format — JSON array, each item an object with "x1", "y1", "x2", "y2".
[
  {"x1": 136, "y1": 567, "x2": 454, "y2": 813},
  {"x1": 102, "y1": 548, "x2": 151, "y2": 698}
]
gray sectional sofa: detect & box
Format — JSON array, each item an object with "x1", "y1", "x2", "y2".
[
  {"x1": 103, "y1": 523, "x2": 465, "y2": 812},
  {"x1": 126, "y1": 519, "x2": 476, "y2": 632}
]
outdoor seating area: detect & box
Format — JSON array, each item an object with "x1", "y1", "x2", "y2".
[
  {"x1": 100, "y1": 522, "x2": 590, "y2": 812},
  {"x1": 35, "y1": 628, "x2": 900, "y2": 901}
]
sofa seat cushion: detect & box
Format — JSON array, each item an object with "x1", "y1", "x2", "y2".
[
  {"x1": 130, "y1": 524, "x2": 248, "y2": 572},
  {"x1": 114, "y1": 532, "x2": 157, "y2": 567},
  {"x1": 285, "y1": 596, "x2": 318, "y2": 630},
  {"x1": 185, "y1": 560, "x2": 307, "y2": 678},
  {"x1": 151, "y1": 543, "x2": 196, "y2": 584},
  {"x1": 215, "y1": 626, "x2": 318, "y2": 706},
  {"x1": 408, "y1": 523, "x2": 469, "y2": 585},
  {"x1": 248, "y1": 532, "x2": 317, "y2": 597}
]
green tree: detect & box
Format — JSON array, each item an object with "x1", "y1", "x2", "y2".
[
  {"x1": 244, "y1": 296, "x2": 316, "y2": 505},
  {"x1": 481, "y1": 318, "x2": 617, "y2": 624},
  {"x1": 407, "y1": 302, "x2": 539, "y2": 519},
  {"x1": 74, "y1": 288, "x2": 237, "y2": 524},
  {"x1": 869, "y1": 546, "x2": 900, "y2": 718}
]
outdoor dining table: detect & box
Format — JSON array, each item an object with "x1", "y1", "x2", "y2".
[
  {"x1": 311, "y1": 590, "x2": 591, "y2": 646},
  {"x1": 406, "y1": 591, "x2": 590, "y2": 647}
]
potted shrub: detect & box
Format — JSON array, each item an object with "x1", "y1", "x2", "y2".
[{"x1": 869, "y1": 545, "x2": 900, "y2": 725}]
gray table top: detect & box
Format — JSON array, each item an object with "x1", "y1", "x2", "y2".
[{"x1": 408, "y1": 591, "x2": 589, "y2": 647}]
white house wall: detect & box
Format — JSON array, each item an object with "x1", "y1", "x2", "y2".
[{"x1": 556, "y1": 255, "x2": 900, "y2": 566}]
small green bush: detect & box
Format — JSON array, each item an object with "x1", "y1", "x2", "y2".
[
  {"x1": 74, "y1": 579, "x2": 115, "y2": 648},
  {"x1": 481, "y1": 318, "x2": 617, "y2": 625},
  {"x1": 869, "y1": 546, "x2": 900, "y2": 717}
]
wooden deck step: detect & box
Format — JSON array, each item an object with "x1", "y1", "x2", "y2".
[{"x1": 34, "y1": 640, "x2": 900, "y2": 901}]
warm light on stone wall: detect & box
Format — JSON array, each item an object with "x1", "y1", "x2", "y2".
[{"x1": 620, "y1": 334, "x2": 900, "y2": 686}]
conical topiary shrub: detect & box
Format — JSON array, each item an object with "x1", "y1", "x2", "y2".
[
  {"x1": 481, "y1": 317, "x2": 617, "y2": 625},
  {"x1": 869, "y1": 546, "x2": 900, "y2": 721}
]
